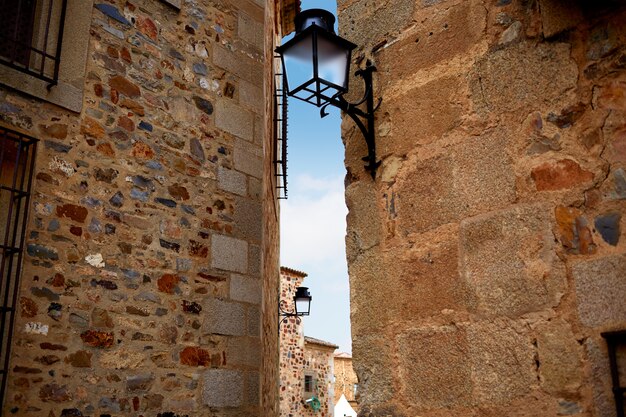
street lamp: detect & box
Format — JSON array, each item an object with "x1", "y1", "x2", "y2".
[
  {"x1": 279, "y1": 286, "x2": 312, "y2": 325},
  {"x1": 275, "y1": 9, "x2": 382, "y2": 179}
]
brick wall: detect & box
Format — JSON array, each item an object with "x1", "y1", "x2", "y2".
[
  {"x1": 339, "y1": 0, "x2": 626, "y2": 416},
  {"x1": 0, "y1": 0, "x2": 281, "y2": 415}
]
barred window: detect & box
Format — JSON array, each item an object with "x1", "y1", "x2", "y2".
[
  {"x1": 0, "y1": 128, "x2": 38, "y2": 409},
  {"x1": 0, "y1": 0, "x2": 68, "y2": 86}
]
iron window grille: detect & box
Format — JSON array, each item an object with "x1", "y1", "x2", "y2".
[
  {"x1": 0, "y1": 0, "x2": 68, "y2": 87},
  {"x1": 602, "y1": 330, "x2": 626, "y2": 417},
  {"x1": 0, "y1": 127, "x2": 38, "y2": 409},
  {"x1": 274, "y1": 55, "x2": 288, "y2": 199}
]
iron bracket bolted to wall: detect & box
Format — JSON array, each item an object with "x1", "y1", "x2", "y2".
[
  {"x1": 278, "y1": 297, "x2": 301, "y2": 326},
  {"x1": 320, "y1": 61, "x2": 382, "y2": 179}
]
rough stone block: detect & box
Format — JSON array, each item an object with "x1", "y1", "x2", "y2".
[
  {"x1": 202, "y1": 298, "x2": 246, "y2": 336},
  {"x1": 218, "y1": 166, "x2": 247, "y2": 196},
  {"x1": 345, "y1": 180, "x2": 382, "y2": 259},
  {"x1": 572, "y1": 255, "x2": 626, "y2": 328},
  {"x1": 378, "y1": 1, "x2": 486, "y2": 85},
  {"x1": 351, "y1": 334, "x2": 394, "y2": 406},
  {"x1": 470, "y1": 42, "x2": 577, "y2": 115},
  {"x1": 246, "y1": 371, "x2": 260, "y2": 406},
  {"x1": 396, "y1": 131, "x2": 515, "y2": 235},
  {"x1": 238, "y1": 12, "x2": 264, "y2": 51},
  {"x1": 230, "y1": 274, "x2": 261, "y2": 304},
  {"x1": 239, "y1": 79, "x2": 263, "y2": 114},
  {"x1": 202, "y1": 369, "x2": 243, "y2": 407},
  {"x1": 234, "y1": 146, "x2": 262, "y2": 179},
  {"x1": 216, "y1": 100, "x2": 254, "y2": 141},
  {"x1": 535, "y1": 319, "x2": 583, "y2": 395},
  {"x1": 539, "y1": 0, "x2": 583, "y2": 38},
  {"x1": 382, "y1": 224, "x2": 473, "y2": 321},
  {"x1": 382, "y1": 75, "x2": 464, "y2": 156},
  {"x1": 585, "y1": 337, "x2": 615, "y2": 417},
  {"x1": 397, "y1": 326, "x2": 472, "y2": 408},
  {"x1": 212, "y1": 234, "x2": 248, "y2": 273},
  {"x1": 467, "y1": 319, "x2": 536, "y2": 404},
  {"x1": 233, "y1": 196, "x2": 262, "y2": 242},
  {"x1": 460, "y1": 204, "x2": 567, "y2": 317},
  {"x1": 340, "y1": 0, "x2": 416, "y2": 49},
  {"x1": 212, "y1": 45, "x2": 262, "y2": 86},
  {"x1": 227, "y1": 336, "x2": 261, "y2": 367}
]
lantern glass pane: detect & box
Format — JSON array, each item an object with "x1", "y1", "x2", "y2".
[
  {"x1": 317, "y1": 35, "x2": 349, "y2": 90},
  {"x1": 295, "y1": 298, "x2": 310, "y2": 315},
  {"x1": 282, "y1": 32, "x2": 314, "y2": 94}
]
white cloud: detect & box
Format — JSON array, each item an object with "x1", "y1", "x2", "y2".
[{"x1": 280, "y1": 174, "x2": 347, "y2": 268}]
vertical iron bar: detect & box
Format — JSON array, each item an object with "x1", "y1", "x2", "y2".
[
  {"x1": 41, "y1": 0, "x2": 55, "y2": 76},
  {"x1": 0, "y1": 134, "x2": 23, "y2": 408},
  {"x1": 51, "y1": 0, "x2": 67, "y2": 84},
  {"x1": 281, "y1": 73, "x2": 288, "y2": 198}
]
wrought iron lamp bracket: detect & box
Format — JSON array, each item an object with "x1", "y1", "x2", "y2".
[
  {"x1": 278, "y1": 298, "x2": 302, "y2": 326},
  {"x1": 321, "y1": 61, "x2": 382, "y2": 179}
]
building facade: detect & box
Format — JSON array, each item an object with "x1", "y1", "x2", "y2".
[
  {"x1": 279, "y1": 266, "x2": 338, "y2": 417},
  {"x1": 333, "y1": 352, "x2": 358, "y2": 412},
  {"x1": 339, "y1": 1, "x2": 626, "y2": 417},
  {"x1": 0, "y1": 0, "x2": 298, "y2": 415}
]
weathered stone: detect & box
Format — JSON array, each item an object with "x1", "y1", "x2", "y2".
[
  {"x1": 56, "y1": 204, "x2": 88, "y2": 223},
  {"x1": 595, "y1": 213, "x2": 621, "y2": 246},
  {"x1": 31, "y1": 287, "x2": 60, "y2": 301},
  {"x1": 94, "y1": 3, "x2": 131, "y2": 25},
  {"x1": 168, "y1": 184, "x2": 189, "y2": 200},
  {"x1": 80, "y1": 330, "x2": 114, "y2": 348},
  {"x1": 467, "y1": 320, "x2": 536, "y2": 404},
  {"x1": 202, "y1": 298, "x2": 246, "y2": 336},
  {"x1": 460, "y1": 204, "x2": 566, "y2": 317},
  {"x1": 180, "y1": 346, "x2": 211, "y2": 366},
  {"x1": 535, "y1": 319, "x2": 583, "y2": 395},
  {"x1": 19, "y1": 297, "x2": 38, "y2": 318},
  {"x1": 555, "y1": 206, "x2": 597, "y2": 254},
  {"x1": 230, "y1": 275, "x2": 261, "y2": 305},
  {"x1": 531, "y1": 159, "x2": 594, "y2": 191},
  {"x1": 40, "y1": 383, "x2": 71, "y2": 402},
  {"x1": 397, "y1": 326, "x2": 471, "y2": 408},
  {"x1": 471, "y1": 42, "x2": 577, "y2": 115},
  {"x1": 202, "y1": 369, "x2": 243, "y2": 407},
  {"x1": 27, "y1": 244, "x2": 59, "y2": 261},
  {"x1": 539, "y1": 0, "x2": 583, "y2": 38},
  {"x1": 192, "y1": 96, "x2": 213, "y2": 115},
  {"x1": 573, "y1": 255, "x2": 626, "y2": 328},
  {"x1": 126, "y1": 374, "x2": 154, "y2": 392},
  {"x1": 216, "y1": 100, "x2": 254, "y2": 141},
  {"x1": 218, "y1": 166, "x2": 247, "y2": 196},
  {"x1": 157, "y1": 274, "x2": 180, "y2": 294},
  {"x1": 211, "y1": 234, "x2": 248, "y2": 273},
  {"x1": 65, "y1": 350, "x2": 92, "y2": 368},
  {"x1": 109, "y1": 75, "x2": 141, "y2": 98}
]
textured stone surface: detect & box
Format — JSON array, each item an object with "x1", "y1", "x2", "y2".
[
  {"x1": 202, "y1": 369, "x2": 243, "y2": 407},
  {"x1": 573, "y1": 255, "x2": 626, "y2": 328},
  {"x1": 202, "y1": 298, "x2": 246, "y2": 336},
  {"x1": 1, "y1": 0, "x2": 278, "y2": 415},
  {"x1": 211, "y1": 234, "x2": 248, "y2": 273},
  {"x1": 460, "y1": 204, "x2": 566, "y2": 317}
]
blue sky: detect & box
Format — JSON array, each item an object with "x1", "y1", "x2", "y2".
[{"x1": 279, "y1": 0, "x2": 352, "y2": 353}]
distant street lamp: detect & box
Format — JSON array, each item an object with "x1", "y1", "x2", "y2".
[
  {"x1": 275, "y1": 9, "x2": 382, "y2": 179},
  {"x1": 279, "y1": 286, "x2": 312, "y2": 326}
]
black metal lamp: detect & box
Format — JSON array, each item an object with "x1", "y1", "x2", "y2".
[
  {"x1": 275, "y1": 9, "x2": 382, "y2": 179},
  {"x1": 279, "y1": 286, "x2": 312, "y2": 325}
]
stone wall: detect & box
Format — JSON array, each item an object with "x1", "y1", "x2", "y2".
[
  {"x1": 333, "y1": 353, "x2": 358, "y2": 411},
  {"x1": 279, "y1": 267, "x2": 307, "y2": 417},
  {"x1": 338, "y1": 1, "x2": 626, "y2": 416},
  {"x1": 0, "y1": 0, "x2": 283, "y2": 415},
  {"x1": 303, "y1": 338, "x2": 337, "y2": 417}
]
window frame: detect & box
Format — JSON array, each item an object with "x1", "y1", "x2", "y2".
[{"x1": 0, "y1": 0, "x2": 94, "y2": 112}]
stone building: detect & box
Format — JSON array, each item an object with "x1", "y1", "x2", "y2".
[
  {"x1": 0, "y1": 0, "x2": 299, "y2": 415},
  {"x1": 339, "y1": 1, "x2": 626, "y2": 417},
  {"x1": 333, "y1": 352, "x2": 358, "y2": 412},
  {"x1": 279, "y1": 266, "x2": 338, "y2": 417}
]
